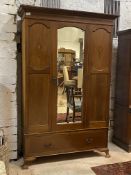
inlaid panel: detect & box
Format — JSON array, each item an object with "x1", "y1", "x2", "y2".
[
  {"x1": 28, "y1": 21, "x2": 51, "y2": 72},
  {"x1": 88, "y1": 74, "x2": 109, "y2": 123},
  {"x1": 89, "y1": 26, "x2": 112, "y2": 73},
  {"x1": 27, "y1": 74, "x2": 50, "y2": 132}
]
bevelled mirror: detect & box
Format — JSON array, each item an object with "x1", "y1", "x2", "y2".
[{"x1": 57, "y1": 27, "x2": 85, "y2": 125}]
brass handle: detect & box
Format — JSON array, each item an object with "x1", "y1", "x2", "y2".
[{"x1": 86, "y1": 138, "x2": 93, "y2": 144}]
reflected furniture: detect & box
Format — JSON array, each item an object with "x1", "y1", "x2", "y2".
[
  {"x1": 57, "y1": 73, "x2": 63, "y2": 87},
  {"x1": 66, "y1": 86, "x2": 82, "y2": 122},
  {"x1": 63, "y1": 66, "x2": 76, "y2": 87},
  {"x1": 58, "y1": 48, "x2": 75, "y2": 66},
  {"x1": 18, "y1": 5, "x2": 117, "y2": 165},
  {"x1": 62, "y1": 66, "x2": 76, "y2": 94},
  {"x1": 113, "y1": 29, "x2": 131, "y2": 152},
  {"x1": 66, "y1": 86, "x2": 82, "y2": 123},
  {"x1": 77, "y1": 68, "x2": 83, "y2": 89}
]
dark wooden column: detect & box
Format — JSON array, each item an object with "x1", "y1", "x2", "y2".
[{"x1": 41, "y1": 0, "x2": 60, "y2": 8}]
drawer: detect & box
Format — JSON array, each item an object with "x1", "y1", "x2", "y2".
[{"x1": 24, "y1": 129, "x2": 107, "y2": 157}]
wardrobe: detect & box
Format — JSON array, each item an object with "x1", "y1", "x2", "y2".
[
  {"x1": 113, "y1": 29, "x2": 131, "y2": 152},
  {"x1": 18, "y1": 5, "x2": 117, "y2": 165}
]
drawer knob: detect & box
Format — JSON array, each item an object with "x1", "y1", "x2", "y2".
[
  {"x1": 43, "y1": 143, "x2": 52, "y2": 148},
  {"x1": 86, "y1": 138, "x2": 93, "y2": 144}
]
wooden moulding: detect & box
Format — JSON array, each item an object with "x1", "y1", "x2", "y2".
[{"x1": 18, "y1": 4, "x2": 118, "y2": 20}]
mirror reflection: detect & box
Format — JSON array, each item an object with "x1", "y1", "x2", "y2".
[{"x1": 57, "y1": 27, "x2": 85, "y2": 124}]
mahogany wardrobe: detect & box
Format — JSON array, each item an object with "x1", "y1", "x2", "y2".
[
  {"x1": 113, "y1": 30, "x2": 131, "y2": 152},
  {"x1": 18, "y1": 5, "x2": 117, "y2": 165}
]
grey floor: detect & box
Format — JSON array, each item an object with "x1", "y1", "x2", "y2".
[{"x1": 9, "y1": 142, "x2": 131, "y2": 175}]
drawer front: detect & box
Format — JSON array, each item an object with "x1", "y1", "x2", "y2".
[{"x1": 24, "y1": 129, "x2": 107, "y2": 157}]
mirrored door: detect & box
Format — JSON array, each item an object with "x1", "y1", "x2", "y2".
[{"x1": 56, "y1": 27, "x2": 85, "y2": 125}]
